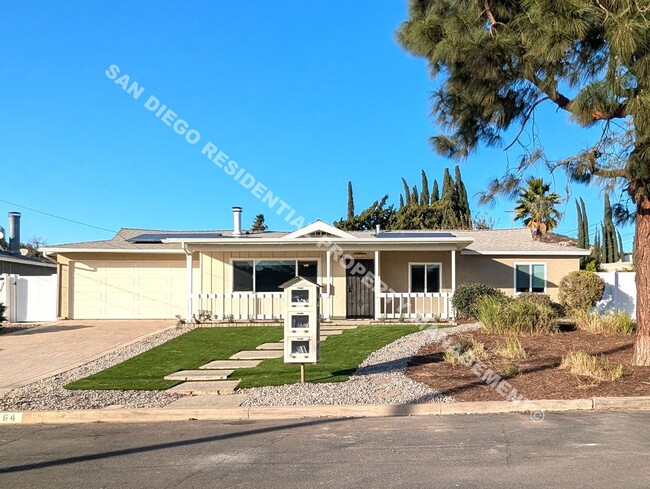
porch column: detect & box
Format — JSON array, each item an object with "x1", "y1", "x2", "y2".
[
  {"x1": 185, "y1": 249, "x2": 193, "y2": 321},
  {"x1": 325, "y1": 249, "x2": 332, "y2": 320},
  {"x1": 451, "y1": 249, "x2": 456, "y2": 292},
  {"x1": 374, "y1": 250, "x2": 380, "y2": 320}
]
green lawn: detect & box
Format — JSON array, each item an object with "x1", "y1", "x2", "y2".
[
  {"x1": 234, "y1": 325, "x2": 421, "y2": 388},
  {"x1": 65, "y1": 327, "x2": 283, "y2": 391},
  {"x1": 65, "y1": 324, "x2": 426, "y2": 391}
]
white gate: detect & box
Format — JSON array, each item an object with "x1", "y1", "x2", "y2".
[
  {"x1": 1, "y1": 273, "x2": 57, "y2": 322},
  {"x1": 596, "y1": 271, "x2": 637, "y2": 319}
]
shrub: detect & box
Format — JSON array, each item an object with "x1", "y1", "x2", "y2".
[
  {"x1": 516, "y1": 292, "x2": 565, "y2": 316},
  {"x1": 495, "y1": 337, "x2": 527, "y2": 360},
  {"x1": 443, "y1": 334, "x2": 487, "y2": 366},
  {"x1": 558, "y1": 271, "x2": 606, "y2": 312},
  {"x1": 572, "y1": 310, "x2": 636, "y2": 335},
  {"x1": 560, "y1": 351, "x2": 623, "y2": 385},
  {"x1": 477, "y1": 295, "x2": 558, "y2": 335},
  {"x1": 0, "y1": 302, "x2": 5, "y2": 324},
  {"x1": 452, "y1": 282, "x2": 505, "y2": 319}
]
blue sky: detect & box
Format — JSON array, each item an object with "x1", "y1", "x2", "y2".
[{"x1": 0, "y1": 1, "x2": 634, "y2": 249}]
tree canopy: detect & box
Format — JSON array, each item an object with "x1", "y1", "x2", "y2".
[{"x1": 397, "y1": 0, "x2": 650, "y2": 364}]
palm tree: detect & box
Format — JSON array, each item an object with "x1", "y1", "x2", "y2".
[{"x1": 514, "y1": 178, "x2": 562, "y2": 239}]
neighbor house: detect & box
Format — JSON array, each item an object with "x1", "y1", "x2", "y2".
[
  {"x1": 0, "y1": 212, "x2": 56, "y2": 276},
  {"x1": 42, "y1": 207, "x2": 589, "y2": 321}
]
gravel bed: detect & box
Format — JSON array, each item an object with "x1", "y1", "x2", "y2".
[
  {"x1": 0, "y1": 325, "x2": 198, "y2": 411},
  {"x1": 242, "y1": 322, "x2": 481, "y2": 407}
]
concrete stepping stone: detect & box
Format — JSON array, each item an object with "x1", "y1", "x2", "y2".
[
  {"x1": 321, "y1": 325, "x2": 357, "y2": 330},
  {"x1": 168, "y1": 380, "x2": 240, "y2": 395},
  {"x1": 199, "y1": 360, "x2": 261, "y2": 369},
  {"x1": 230, "y1": 350, "x2": 283, "y2": 360},
  {"x1": 164, "y1": 370, "x2": 234, "y2": 381},
  {"x1": 256, "y1": 342, "x2": 284, "y2": 351},
  {"x1": 320, "y1": 330, "x2": 345, "y2": 336}
]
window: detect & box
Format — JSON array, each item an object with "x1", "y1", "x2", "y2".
[
  {"x1": 515, "y1": 263, "x2": 546, "y2": 293},
  {"x1": 409, "y1": 263, "x2": 441, "y2": 293},
  {"x1": 233, "y1": 259, "x2": 318, "y2": 292}
]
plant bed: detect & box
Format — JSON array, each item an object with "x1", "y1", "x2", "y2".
[{"x1": 407, "y1": 329, "x2": 650, "y2": 401}]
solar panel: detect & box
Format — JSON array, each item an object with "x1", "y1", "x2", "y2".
[
  {"x1": 129, "y1": 232, "x2": 223, "y2": 243},
  {"x1": 375, "y1": 232, "x2": 456, "y2": 239}
]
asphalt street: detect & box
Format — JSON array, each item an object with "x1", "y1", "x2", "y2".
[{"x1": 1, "y1": 411, "x2": 648, "y2": 488}]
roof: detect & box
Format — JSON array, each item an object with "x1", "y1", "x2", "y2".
[
  {"x1": 0, "y1": 250, "x2": 56, "y2": 268},
  {"x1": 42, "y1": 224, "x2": 588, "y2": 256}
]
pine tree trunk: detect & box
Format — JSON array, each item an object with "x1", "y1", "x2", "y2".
[{"x1": 634, "y1": 194, "x2": 650, "y2": 365}]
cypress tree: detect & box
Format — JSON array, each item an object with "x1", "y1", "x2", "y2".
[
  {"x1": 431, "y1": 179, "x2": 440, "y2": 203},
  {"x1": 420, "y1": 170, "x2": 430, "y2": 206},
  {"x1": 576, "y1": 198, "x2": 585, "y2": 249},
  {"x1": 347, "y1": 181, "x2": 355, "y2": 220},
  {"x1": 401, "y1": 178, "x2": 411, "y2": 205},
  {"x1": 399, "y1": 194, "x2": 405, "y2": 209},
  {"x1": 618, "y1": 231, "x2": 625, "y2": 260},
  {"x1": 454, "y1": 165, "x2": 471, "y2": 228},
  {"x1": 580, "y1": 197, "x2": 590, "y2": 249},
  {"x1": 412, "y1": 185, "x2": 419, "y2": 206},
  {"x1": 441, "y1": 168, "x2": 458, "y2": 228}
]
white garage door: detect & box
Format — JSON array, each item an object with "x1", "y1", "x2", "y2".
[{"x1": 72, "y1": 260, "x2": 186, "y2": 319}]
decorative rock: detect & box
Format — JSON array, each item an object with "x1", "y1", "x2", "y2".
[{"x1": 168, "y1": 380, "x2": 241, "y2": 395}]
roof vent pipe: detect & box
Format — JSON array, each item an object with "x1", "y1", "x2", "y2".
[
  {"x1": 8, "y1": 212, "x2": 21, "y2": 254},
  {"x1": 376, "y1": 224, "x2": 381, "y2": 235},
  {"x1": 232, "y1": 206, "x2": 243, "y2": 236}
]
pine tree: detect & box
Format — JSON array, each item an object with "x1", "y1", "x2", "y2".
[
  {"x1": 431, "y1": 179, "x2": 440, "y2": 203},
  {"x1": 347, "y1": 181, "x2": 355, "y2": 220},
  {"x1": 250, "y1": 214, "x2": 268, "y2": 233},
  {"x1": 420, "y1": 170, "x2": 430, "y2": 206},
  {"x1": 397, "y1": 0, "x2": 650, "y2": 363}
]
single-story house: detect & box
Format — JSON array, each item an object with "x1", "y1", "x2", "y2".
[{"x1": 42, "y1": 207, "x2": 589, "y2": 321}]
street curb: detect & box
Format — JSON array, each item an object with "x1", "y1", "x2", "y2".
[{"x1": 2, "y1": 396, "x2": 650, "y2": 425}]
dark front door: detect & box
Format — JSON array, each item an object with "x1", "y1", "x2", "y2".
[{"x1": 346, "y1": 259, "x2": 375, "y2": 319}]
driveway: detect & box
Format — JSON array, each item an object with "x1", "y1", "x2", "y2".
[{"x1": 0, "y1": 320, "x2": 174, "y2": 395}]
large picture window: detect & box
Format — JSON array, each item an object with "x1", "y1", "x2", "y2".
[
  {"x1": 515, "y1": 263, "x2": 546, "y2": 293},
  {"x1": 409, "y1": 263, "x2": 441, "y2": 293},
  {"x1": 233, "y1": 259, "x2": 318, "y2": 292}
]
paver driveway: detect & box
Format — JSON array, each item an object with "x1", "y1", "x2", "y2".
[{"x1": 0, "y1": 320, "x2": 174, "y2": 395}]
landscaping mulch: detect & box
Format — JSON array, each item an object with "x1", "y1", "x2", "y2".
[{"x1": 407, "y1": 329, "x2": 650, "y2": 401}]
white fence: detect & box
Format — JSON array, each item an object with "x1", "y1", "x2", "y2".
[
  {"x1": 190, "y1": 292, "x2": 289, "y2": 320},
  {"x1": 596, "y1": 272, "x2": 637, "y2": 319},
  {"x1": 379, "y1": 292, "x2": 454, "y2": 320},
  {"x1": 0, "y1": 273, "x2": 58, "y2": 323}
]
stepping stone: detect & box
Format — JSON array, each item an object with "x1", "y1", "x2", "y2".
[
  {"x1": 200, "y1": 360, "x2": 261, "y2": 369},
  {"x1": 322, "y1": 325, "x2": 357, "y2": 330},
  {"x1": 256, "y1": 342, "x2": 284, "y2": 351},
  {"x1": 164, "y1": 370, "x2": 234, "y2": 381},
  {"x1": 168, "y1": 380, "x2": 241, "y2": 395},
  {"x1": 230, "y1": 350, "x2": 283, "y2": 360},
  {"x1": 321, "y1": 330, "x2": 345, "y2": 336}
]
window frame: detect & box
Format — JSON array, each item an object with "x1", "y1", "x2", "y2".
[
  {"x1": 513, "y1": 262, "x2": 547, "y2": 294},
  {"x1": 408, "y1": 262, "x2": 442, "y2": 294},
  {"x1": 231, "y1": 258, "x2": 320, "y2": 293}
]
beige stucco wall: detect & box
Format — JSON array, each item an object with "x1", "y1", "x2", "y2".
[
  {"x1": 380, "y1": 251, "x2": 453, "y2": 292},
  {"x1": 456, "y1": 254, "x2": 580, "y2": 301}
]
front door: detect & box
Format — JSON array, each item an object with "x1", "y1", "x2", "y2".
[{"x1": 346, "y1": 259, "x2": 375, "y2": 319}]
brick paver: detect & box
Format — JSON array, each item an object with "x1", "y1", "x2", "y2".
[{"x1": 0, "y1": 320, "x2": 174, "y2": 395}]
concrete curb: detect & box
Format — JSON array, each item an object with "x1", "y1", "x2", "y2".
[{"x1": 2, "y1": 396, "x2": 650, "y2": 425}]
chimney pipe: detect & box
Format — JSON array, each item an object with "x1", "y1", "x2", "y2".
[
  {"x1": 8, "y1": 212, "x2": 21, "y2": 254},
  {"x1": 232, "y1": 206, "x2": 243, "y2": 236}
]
